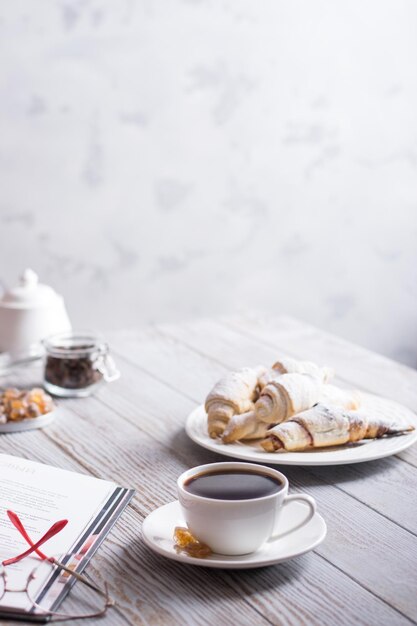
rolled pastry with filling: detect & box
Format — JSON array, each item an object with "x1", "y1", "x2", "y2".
[
  {"x1": 222, "y1": 357, "x2": 335, "y2": 444},
  {"x1": 261, "y1": 404, "x2": 414, "y2": 452},
  {"x1": 205, "y1": 366, "x2": 266, "y2": 438},
  {"x1": 222, "y1": 411, "x2": 271, "y2": 443},
  {"x1": 255, "y1": 372, "x2": 325, "y2": 425},
  {"x1": 272, "y1": 357, "x2": 334, "y2": 382},
  {"x1": 319, "y1": 384, "x2": 361, "y2": 410},
  {"x1": 222, "y1": 383, "x2": 362, "y2": 443},
  {"x1": 257, "y1": 357, "x2": 333, "y2": 389}
]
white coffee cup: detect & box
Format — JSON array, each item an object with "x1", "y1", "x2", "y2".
[{"x1": 177, "y1": 461, "x2": 316, "y2": 556}]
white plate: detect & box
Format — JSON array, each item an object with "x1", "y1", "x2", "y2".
[
  {"x1": 186, "y1": 393, "x2": 417, "y2": 466},
  {"x1": 0, "y1": 410, "x2": 57, "y2": 433},
  {"x1": 142, "y1": 499, "x2": 326, "y2": 569}
]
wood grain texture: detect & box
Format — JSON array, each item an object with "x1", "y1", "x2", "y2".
[
  {"x1": 0, "y1": 375, "x2": 271, "y2": 626},
  {"x1": 47, "y1": 372, "x2": 417, "y2": 625},
  {"x1": 160, "y1": 318, "x2": 417, "y2": 460},
  {"x1": 109, "y1": 321, "x2": 417, "y2": 531},
  {"x1": 218, "y1": 314, "x2": 417, "y2": 468},
  {"x1": 107, "y1": 324, "x2": 417, "y2": 622},
  {"x1": 1, "y1": 315, "x2": 417, "y2": 626}
]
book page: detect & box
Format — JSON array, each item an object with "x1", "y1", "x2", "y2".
[{"x1": 0, "y1": 454, "x2": 116, "y2": 612}]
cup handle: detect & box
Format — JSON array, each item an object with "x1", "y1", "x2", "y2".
[{"x1": 268, "y1": 494, "x2": 316, "y2": 542}]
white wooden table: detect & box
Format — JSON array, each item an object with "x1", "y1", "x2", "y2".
[{"x1": 1, "y1": 314, "x2": 417, "y2": 626}]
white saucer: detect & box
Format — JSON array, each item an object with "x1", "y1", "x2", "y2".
[
  {"x1": 142, "y1": 500, "x2": 326, "y2": 569},
  {"x1": 0, "y1": 410, "x2": 57, "y2": 433},
  {"x1": 186, "y1": 393, "x2": 417, "y2": 466}
]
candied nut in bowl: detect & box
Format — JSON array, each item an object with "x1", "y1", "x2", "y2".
[{"x1": 0, "y1": 388, "x2": 55, "y2": 424}]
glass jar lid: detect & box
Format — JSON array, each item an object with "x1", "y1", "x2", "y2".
[{"x1": 43, "y1": 331, "x2": 108, "y2": 358}]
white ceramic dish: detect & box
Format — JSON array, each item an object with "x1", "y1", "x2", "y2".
[
  {"x1": 142, "y1": 499, "x2": 326, "y2": 569},
  {"x1": 0, "y1": 410, "x2": 57, "y2": 433},
  {"x1": 185, "y1": 392, "x2": 417, "y2": 466}
]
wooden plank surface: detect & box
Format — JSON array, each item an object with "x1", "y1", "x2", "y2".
[{"x1": 1, "y1": 314, "x2": 417, "y2": 626}]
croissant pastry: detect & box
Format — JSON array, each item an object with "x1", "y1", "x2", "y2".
[
  {"x1": 261, "y1": 404, "x2": 414, "y2": 452},
  {"x1": 319, "y1": 384, "x2": 361, "y2": 410},
  {"x1": 255, "y1": 372, "x2": 325, "y2": 425},
  {"x1": 222, "y1": 411, "x2": 271, "y2": 443},
  {"x1": 205, "y1": 366, "x2": 267, "y2": 438},
  {"x1": 222, "y1": 358, "x2": 334, "y2": 444},
  {"x1": 272, "y1": 357, "x2": 333, "y2": 382},
  {"x1": 257, "y1": 357, "x2": 333, "y2": 389},
  {"x1": 222, "y1": 382, "x2": 362, "y2": 443}
]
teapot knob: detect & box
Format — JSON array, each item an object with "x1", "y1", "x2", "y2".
[{"x1": 19, "y1": 268, "x2": 39, "y2": 290}]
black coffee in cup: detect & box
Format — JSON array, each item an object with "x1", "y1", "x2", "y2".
[{"x1": 183, "y1": 469, "x2": 284, "y2": 500}]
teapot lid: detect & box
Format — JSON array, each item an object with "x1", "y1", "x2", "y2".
[{"x1": 0, "y1": 269, "x2": 63, "y2": 309}]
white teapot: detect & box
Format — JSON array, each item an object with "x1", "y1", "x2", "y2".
[{"x1": 0, "y1": 269, "x2": 71, "y2": 357}]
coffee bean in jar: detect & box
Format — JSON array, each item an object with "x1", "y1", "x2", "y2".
[{"x1": 43, "y1": 332, "x2": 120, "y2": 398}]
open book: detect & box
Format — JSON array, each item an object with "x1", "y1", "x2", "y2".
[{"x1": 0, "y1": 454, "x2": 134, "y2": 620}]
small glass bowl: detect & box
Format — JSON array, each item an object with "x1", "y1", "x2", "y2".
[{"x1": 42, "y1": 331, "x2": 120, "y2": 398}]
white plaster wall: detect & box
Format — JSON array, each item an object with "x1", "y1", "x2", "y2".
[{"x1": 0, "y1": 0, "x2": 416, "y2": 365}]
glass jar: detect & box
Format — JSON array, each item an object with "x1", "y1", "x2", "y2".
[{"x1": 42, "y1": 331, "x2": 120, "y2": 398}]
